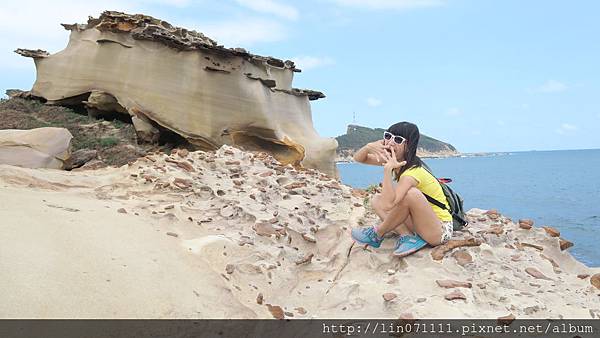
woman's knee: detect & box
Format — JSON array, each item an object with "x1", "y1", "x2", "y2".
[
  {"x1": 405, "y1": 187, "x2": 424, "y2": 201},
  {"x1": 371, "y1": 193, "x2": 382, "y2": 208}
]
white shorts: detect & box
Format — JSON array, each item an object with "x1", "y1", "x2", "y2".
[{"x1": 440, "y1": 220, "x2": 453, "y2": 244}]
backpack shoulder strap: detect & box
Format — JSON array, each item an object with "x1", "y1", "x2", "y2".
[
  {"x1": 419, "y1": 165, "x2": 449, "y2": 210},
  {"x1": 423, "y1": 192, "x2": 448, "y2": 210}
]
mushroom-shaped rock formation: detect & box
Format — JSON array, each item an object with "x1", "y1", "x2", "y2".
[{"x1": 17, "y1": 11, "x2": 337, "y2": 176}]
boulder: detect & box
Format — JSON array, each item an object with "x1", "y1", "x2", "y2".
[
  {"x1": 64, "y1": 149, "x2": 97, "y2": 170},
  {"x1": 0, "y1": 127, "x2": 72, "y2": 169}
]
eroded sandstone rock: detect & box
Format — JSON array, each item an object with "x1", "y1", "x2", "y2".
[
  {"x1": 0, "y1": 127, "x2": 72, "y2": 169},
  {"x1": 17, "y1": 10, "x2": 337, "y2": 177}
]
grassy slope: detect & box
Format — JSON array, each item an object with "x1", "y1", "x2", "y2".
[
  {"x1": 336, "y1": 124, "x2": 457, "y2": 152},
  {"x1": 0, "y1": 97, "x2": 159, "y2": 166}
]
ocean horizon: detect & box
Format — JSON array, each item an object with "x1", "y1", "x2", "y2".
[{"x1": 337, "y1": 149, "x2": 600, "y2": 267}]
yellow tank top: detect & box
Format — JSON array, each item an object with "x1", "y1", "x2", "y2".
[{"x1": 399, "y1": 166, "x2": 452, "y2": 222}]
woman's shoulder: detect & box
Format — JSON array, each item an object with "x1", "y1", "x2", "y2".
[{"x1": 401, "y1": 165, "x2": 427, "y2": 176}]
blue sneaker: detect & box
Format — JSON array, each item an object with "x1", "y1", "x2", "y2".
[
  {"x1": 351, "y1": 226, "x2": 384, "y2": 248},
  {"x1": 393, "y1": 234, "x2": 428, "y2": 257}
]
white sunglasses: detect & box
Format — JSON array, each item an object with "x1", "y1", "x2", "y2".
[{"x1": 383, "y1": 131, "x2": 406, "y2": 145}]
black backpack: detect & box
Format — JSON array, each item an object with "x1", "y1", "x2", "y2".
[{"x1": 422, "y1": 166, "x2": 468, "y2": 231}]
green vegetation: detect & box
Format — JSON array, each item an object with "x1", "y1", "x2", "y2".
[
  {"x1": 112, "y1": 119, "x2": 125, "y2": 129},
  {"x1": 336, "y1": 124, "x2": 457, "y2": 153},
  {"x1": 99, "y1": 137, "x2": 119, "y2": 147}
]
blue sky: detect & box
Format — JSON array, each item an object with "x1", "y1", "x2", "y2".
[{"x1": 1, "y1": 0, "x2": 599, "y2": 152}]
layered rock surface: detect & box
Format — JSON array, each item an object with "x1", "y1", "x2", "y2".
[
  {"x1": 16, "y1": 11, "x2": 336, "y2": 176},
  {"x1": 1, "y1": 146, "x2": 598, "y2": 319}
]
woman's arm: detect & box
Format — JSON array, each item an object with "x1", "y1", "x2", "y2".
[
  {"x1": 378, "y1": 147, "x2": 415, "y2": 209},
  {"x1": 380, "y1": 173, "x2": 418, "y2": 210},
  {"x1": 353, "y1": 141, "x2": 390, "y2": 166}
]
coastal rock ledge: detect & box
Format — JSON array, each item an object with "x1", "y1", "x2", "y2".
[
  {"x1": 15, "y1": 10, "x2": 337, "y2": 176},
  {"x1": 1, "y1": 146, "x2": 598, "y2": 319}
]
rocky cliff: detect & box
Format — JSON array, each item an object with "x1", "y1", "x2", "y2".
[{"x1": 16, "y1": 11, "x2": 337, "y2": 176}]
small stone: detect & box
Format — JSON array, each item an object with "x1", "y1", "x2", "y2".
[
  {"x1": 166, "y1": 232, "x2": 178, "y2": 237},
  {"x1": 398, "y1": 312, "x2": 415, "y2": 321},
  {"x1": 177, "y1": 149, "x2": 189, "y2": 157},
  {"x1": 285, "y1": 182, "x2": 307, "y2": 190},
  {"x1": 266, "y1": 304, "x2": 284, "y2": 319},
  {"x1": 444, "y1": 290, "x2": 466, "y2": 301},
  {"x1": 256, "y1": 293, "x2": 263, "y2": 304},
  {"x1": 452, "y1": 250, "x2": 473, "y2": 266},
  {"x1": 487, "y1": 226, "x2": 504, "y2": 235},
  {"x1": 542, "y1": 226, "x2": 560, "y2": 237},
  {"x1": 525, "y1": 267, "x2": 552, "y2": 280},
  {"x1": 540, "y1": 254, "x2": 559, "y2": 268},
  {"x1": 591, "y1": 274, "x2": 600, "y2": 289},
  {"x1": 497, "y1": 313, "x2": 516, "y2": 325},
  {"x1": 520, "y1": 242, "x2": 544, "y2": 251},
  {"x1": 559, "y1": 238, "x2": 574, "y2": 251},
  {"x1": 382, "y1": 293, "x2": 397, "y2": 301},
  {"x1": 518, "y1": 219, "x2": 534, "y2": 228},
  {"x1": 301, "y1": 233, "x2": 316, "y2": 243},
  {"x1": 173, "y1": 178, "x2": 193, "y2": 189},
  {"x1": 295, "y1": 307, "x2": 307, "y2": 315},
  {"x1": 577, "y1": 274, "x2": 590, "y2": 279},
  {"x1": 436, "y1": 280, "x2": 472, "y2": 289},
  {"x1": 225, "y1": 264, "x2": 235, "y2": 274},
  {"x1": 431, "y1": 238, "x2": 482, "y2": 261},
  {"x1": 117, "y1": 208, "x2": 127, "y2": 214},
  {"x1": 416, "y1": 298, "x2": 426, "y2": 303},
  {"x1": 519, "y1": 222, "x2": 532, "y2": 230}
]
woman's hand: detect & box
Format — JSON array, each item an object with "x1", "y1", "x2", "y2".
[
  {"x1": 366, "y1": 140, "x2": 390, "y2": 164},
  {"x1": 382, "y1": 147, "x2": 406, "y2": 172}
]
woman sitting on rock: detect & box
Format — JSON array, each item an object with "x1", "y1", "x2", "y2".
[{"x1": 351, "y1": 121, "x2": 453, "y2": 257}]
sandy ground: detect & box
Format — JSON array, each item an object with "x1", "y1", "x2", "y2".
[{"x1": 1, "y1": 146, "x2": 599, "y2": 319}]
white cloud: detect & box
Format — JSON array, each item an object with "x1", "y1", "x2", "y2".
[
  {"x1": 235, "y1": 0, "x2": 298, "y2": 20},
  {"x1": 366, "y1": 97, "x2": 382, "y2": 107},
  {"x1": 444, "y1": 107, "x2": 462, "y2": 116},
  {"x1": 199, "y1": 18, "x2": 287, "y2": 47},
  {"x1": 331, "y1": 0, "x2": 444, "y2": 10},
  {"x1": 536, "y1": 80, "x2": 568, "y2": 93},
  {"x1": 556, "y1": 123, "x2": 578, "y2": 135},
  {"x1": 0, "y1": 1, "x2": 139, "y2": 73},
  {"x1": 290, "y1": 56, "x2": 335, "y2": 71},
  {"x1": 0, "y1": 1, "x2": 289, "y2": 79}
]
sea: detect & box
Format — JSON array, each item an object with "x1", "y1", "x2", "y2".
[{"x1": 337, "y1": 149, "x2": 600, "y2": 267}]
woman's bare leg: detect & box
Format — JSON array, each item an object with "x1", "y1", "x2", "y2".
[
  {"x1": 374, "y1": 188, "x2": 444, "y2": 245},
  {"x1": 371, "y1": 194, "x2": 412, "y2": 236},
  {"x1": 370, "y1": 194, "x2": 389, "y2": 221}
]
